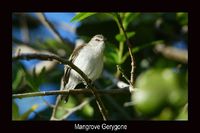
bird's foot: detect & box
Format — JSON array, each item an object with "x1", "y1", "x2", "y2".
[{"x1": 84, "y1": 79, "x2": 93, "y2": 89}]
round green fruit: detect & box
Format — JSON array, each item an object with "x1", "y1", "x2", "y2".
[{"x1": 132, "y1": 68, "x2": 181, "y2": 117}]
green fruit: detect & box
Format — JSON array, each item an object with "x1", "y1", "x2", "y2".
[
  {"x1": 132, "y1": 68, "x2": 181, "y2": 117},
  {"x1": 133, "y1": 89, "x2": 167, "y2": 117}
]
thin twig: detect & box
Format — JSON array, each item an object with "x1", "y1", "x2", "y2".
[
  {"x1": 20, "y1": 14, "x2": 29, "y2": 43},
  {"x1": 12, "y1": 53, "x2": 108, "y2": 120},
  {"x1": 116, "y1": 13, "x2": 135, "y2": 86},
  {"x1": 12, "y1": 88, "x2": 131, "y2": 99},
  {"x1": 35, "y1": 13, "x2": 73, "y2": 49},
  {"x1": 61, "y1": 97, "x2": 95, "y2": 120},
  {"x1": 12, "y1": 53, "x2": 91, "y2": 84},
  {"x1": 89, "y1": 86, "x2": 108, "y2": 120},
  {"x1": 40, "y1": 97, "x2": 55, "y2": 108},
  {"x1": 36, "y1": 13, "x2": 65, "y2": 44},
  {"x1": 95, "y1": 82, "x2": 132, "y2": 120},
  {"x1": 116, "y1": 65, "x2": 133, "y2": 86},
  {"x1": 155, "y1": 44, "x2": 188, "y2": 64},
  {"x1": 103, "y1": 70, "x2": 129, "y2": 89}
]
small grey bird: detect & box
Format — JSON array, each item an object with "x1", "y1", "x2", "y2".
[
  {"x1": 50, "y1": 34, "x2": 106, "y2": 120},
  {"x1": 61, "y1": 34, "x2": 106, "y2": 102}
]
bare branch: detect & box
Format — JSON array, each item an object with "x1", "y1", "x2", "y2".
[
  {"x1": 89, "y1": 86, "x2": 108, "y2": 120},
  {"x1": 116, "y1": 65, "x2": 132, "y2": 86},
  {"x1": 12, "y1": 53, "x2": 108, "y2": 120},
  {"x1": 35, "y1": 13, "x2": 73, "y2": 49},
  {"x1": 116, "y1": 13, "x2": 135, "y2": 86},
  {"x1": 20, "y1": 14, "x2": 29, "y2": 43},
  {"x1": 95, "y1": 82, "x2": 132, "y2": 120},
  {"x1": 155, "y1": 44, "x2": 188, "y2": 64},
  {"x1": 60, "y1": 97, "x2": 95, "y2": 120},
  {"x1": 103, "y1": 70, "x2": 129, "y2": 89},
  {"x1": 12, "y1": 88, "x2": 131, "y2": 99},
  {"x1": 12, "y1": 53, "x2": 91, "y2": 84}
]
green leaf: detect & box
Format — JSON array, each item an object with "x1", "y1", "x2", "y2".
[
  {"x1": 82, "y1": 103, "x2": 94, "y2": 117},
  {"x1": 153, "y1": 108, "x2": 174, "y2": 120},
  {"x1": 104, "y1": 43, "x2": 121, "y2": 64},
  {"x1": 110, "y1": 52, "x2": 120, "y2": 63},
  {"x1": 12, "y1": 101, "x2": 20, "y2": 120},
  {"x1": 12, "y1": 69, "x2": 24, "y2": 91},
  {"x1": 121, "y1": 40, "x2": 163, "y2": 63},
  {"x1": 108, "y1": 13, "x2": 118, "y2": 22},
  {"x1": 134, "y1": 40, "x2": 164, "y2": 54},
  {"x1": 71, "y1": 13, "x2": 96, "y2": 22},
  {"x1": 34, "y1": 66, "x2": 46, "y2": 87},
  {"x1": 12, "y1": 102, "x2": 39, "y2": 120},
  {"x1": 55, "y1": 96, "x2": 77, "y2": 119},
  {"x1": 176, "y1": 104, "x2": 188, "y2": 120},
  {"x1": 176, "y1": 12, "x2": 188, "y2": 26},
  {"x1": 23, "y1": 68, "x2": 39, "y2": 92},
  {"x1": 19, "y1": 104, "x2": 39, "y2": 120},
  {"x1": 123, "y1": 13, "x2": 140, "y2": 29},
  {"x1": 33, "y1": 66, "x2": 37, "y2": 79},
  {"x1": 115, "y1": 32, "x2": 136, "y2": 42},
  {"x1": 134, "y1": 40, "x2": 163, "y2": 52}
]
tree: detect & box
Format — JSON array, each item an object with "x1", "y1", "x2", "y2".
[{"x1": 12, "y1": 12, "x2": 188, "y2": 120}]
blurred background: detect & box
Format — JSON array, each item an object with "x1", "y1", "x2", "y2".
[{"x1": 12, "y1": 12, "x2": 188, "y2": 120}]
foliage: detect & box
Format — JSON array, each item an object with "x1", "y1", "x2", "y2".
[
  {"x1": 12, "y1": 12, "x2": 188, "y2": 120},
  {"x1": 71, "y1": 13, "x2": 96, "y2": 22},
  {"x1": 12, "y1": 101, "x2": 38, "y2": 120}
]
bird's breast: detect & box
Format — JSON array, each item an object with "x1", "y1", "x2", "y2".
[{"x1": 73, "y1": 46, "x2": 104, "y2": 81}]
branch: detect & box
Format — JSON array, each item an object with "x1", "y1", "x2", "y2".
[
  {"x1": 12, "y1": 53, "x2": 108, "y2": 121},
  {"x1": 12, "y1": 88, "x2": 131, "y2": 99},
  {"x1": 155, "y1": 44, "x2": 188, "y2": 64},
  {"x1": 95, "y1": 82, "x2": 132, "y2": 120},
  {"x1": 116, "y1": 65, "x2": 132, "y2": 85},
  {"x1": 19, "y1": 14, "x2": 29, "y2": 43},
  {"x1": 60, "y1": 97, "x2": 95, "y2": 120},
  {"x1": 116, "y1": 13, "x2": 135, "y2": 86},
  {"x1": 103, "y1": 70, "x2": 129, "y2": 89},
  {"x1": 89, "y1": 86, "x2": 108, "y2": 120},
  {"x1": 12, "y1": 53, "x2": 91, "y2": 84},
  {"x1": 35, "y1": 13, "x2": 73, "y2": 49}
]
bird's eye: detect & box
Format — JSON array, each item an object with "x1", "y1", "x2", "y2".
[{"x1": 95, "y1": 38, "x2": 100, "y2": 41}]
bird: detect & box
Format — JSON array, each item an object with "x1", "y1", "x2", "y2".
[
  {"x1": 61, "y1": 34, "x2": 106, "y2": 102},
  {"x1": 50, "y1": 34, "x2": 106, "y2": 120}
]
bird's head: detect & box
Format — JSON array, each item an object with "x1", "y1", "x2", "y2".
[{"x1": 89, "y1": 34, "x2": 106, "y2": 46}]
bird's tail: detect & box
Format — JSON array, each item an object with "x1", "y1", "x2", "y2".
[{"x1": 61, "y1": 79, "x2": 78, "y2": 103}]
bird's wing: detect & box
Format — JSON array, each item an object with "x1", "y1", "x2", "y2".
[{"x1": 63, "y1": 44, "x2": 86, "y2": 87}]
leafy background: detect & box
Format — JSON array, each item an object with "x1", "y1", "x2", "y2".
[{"x1": 12, "y1": 12, "x2": 188, "y2": 120}]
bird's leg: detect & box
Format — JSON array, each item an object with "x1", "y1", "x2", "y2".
[{"x1": 84, "y1": 78, "x2": 92, "y2": 89}]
